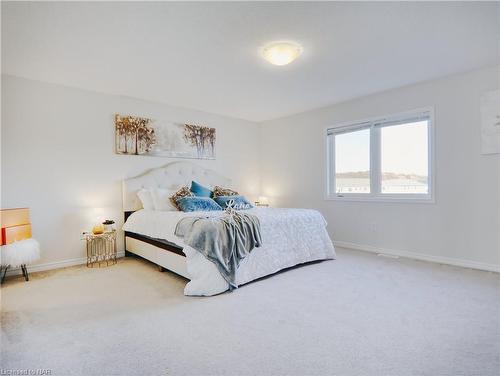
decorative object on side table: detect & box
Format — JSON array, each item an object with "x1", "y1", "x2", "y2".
[
  {"x1": 0, "y1": 208, "x2": 40, "y2": 283},
  {"x1": 82, "y1": 230, "x2": 117, "y2": 268},
  {"x1": 92, "y1": 224, "x2": 104, "y2": 235},
  {"x1": 102, "y1": 219, "x2": 115, "y2": 232}
]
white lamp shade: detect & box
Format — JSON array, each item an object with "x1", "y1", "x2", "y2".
[{"x1": 258, "y1": 196, "x2": 270, "y2": 205}]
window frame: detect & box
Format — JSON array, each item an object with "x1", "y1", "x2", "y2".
[{"x1": 325, "y1": 107, "x2": 435, "y2": 203}]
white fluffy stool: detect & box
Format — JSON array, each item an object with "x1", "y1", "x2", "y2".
[{"x1": 0, "y1": 238, "x2": 40, "y2": 282}]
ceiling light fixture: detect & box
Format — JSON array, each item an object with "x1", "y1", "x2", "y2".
[{"x1": 261, "y1": 41, "x2": 303, "y2": 66}]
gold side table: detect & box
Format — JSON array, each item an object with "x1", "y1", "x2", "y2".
[{"x1": 83, "y1": 231, "x2": 117, "y2": 267}]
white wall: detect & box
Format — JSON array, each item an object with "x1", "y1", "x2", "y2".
[
  {"x1": 3, "y1": 67, "x2": 500, "y2": 272},
  {"x1": 260, "y1": 66, "x2": 500, "y2": 269},
  {"x1": 1, "y1": 75, "x2": 261, "y2": 266}
]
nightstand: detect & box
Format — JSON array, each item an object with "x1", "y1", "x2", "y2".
[{"x1": 83, "y1": 231, "x2": 117, "y2": 267}]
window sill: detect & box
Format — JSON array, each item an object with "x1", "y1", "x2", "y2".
[{"x1": 324, "y1": 195, "x2": 435, "y2": 204}]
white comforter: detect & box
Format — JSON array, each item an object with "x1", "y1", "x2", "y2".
[{"x1": 123, "y1": 208, "x2": 336, "y2": 296}]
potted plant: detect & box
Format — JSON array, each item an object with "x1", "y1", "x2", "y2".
[{"x1": 102, "y1": 219, "x2": 115, "y2": 232}]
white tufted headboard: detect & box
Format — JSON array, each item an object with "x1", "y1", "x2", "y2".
[{"x1": 122, "y1": 161, "x2": 231, "y2": 212}]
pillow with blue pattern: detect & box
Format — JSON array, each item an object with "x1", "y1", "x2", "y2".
[
  {"x1": 214, "y1": 195, "x2": 254, "y2": 210},
  {"x1": 190, "y1": 181, "x2": 213, "y2": 198},
  {"x1": 176, "y1": 196, "x2": 222, "y2": 212}
]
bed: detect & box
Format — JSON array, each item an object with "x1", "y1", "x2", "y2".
[{"x1": 122, "y1": 161, "x2": 336, "y2": 296}]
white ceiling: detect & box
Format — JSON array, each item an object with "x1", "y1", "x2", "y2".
[{"x1": 2, "y1": 2, "x2": 499, "y2": 122}]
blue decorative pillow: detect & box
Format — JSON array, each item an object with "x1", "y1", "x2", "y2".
[
  {"x1": 214, "y1": 195, "x2": 254, "y2": 210},
  {"x1": 176, "y1": 197, "x2": 222, "y2": 212},
  {"x1": 190, "y1": 181, "x2": 213, "y2": 198}
]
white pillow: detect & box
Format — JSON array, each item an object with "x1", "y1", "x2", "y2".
[
  {"x1": 137, "y1": 189, "x2": 155, "y2": 210},
  {"x1": 151, "y1": 188, "x2": 177, "y2": 211}
]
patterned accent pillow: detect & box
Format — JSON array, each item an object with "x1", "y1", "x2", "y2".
[
  {"x1": 190, "y1": 180, "x2": 213, "y2": 198},
  {"x1": 214, "y1": 195, "x2": 254, "y2": 210},
  {"x1": 176, "y1": 197, "x2": 222, "y2": 212},
  {"x1": 170, "y1": 186, "x2": 194, "y2": 210},
  {"x1": 213, "y1": 186, "x2": 239, "y2": 198}
]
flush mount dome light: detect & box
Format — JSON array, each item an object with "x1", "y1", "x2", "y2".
[{"x1": 261, "y1": 41, "x2": 303, "y2": 66}]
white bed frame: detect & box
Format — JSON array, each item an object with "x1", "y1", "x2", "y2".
[{"x1": 122, "y1": 161, "x2": 231, "y2": 279}]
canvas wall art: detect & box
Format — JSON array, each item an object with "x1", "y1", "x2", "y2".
[
  {"x1": 114, "y1": 114, "x2": 216, "y2": 159},
  {"x1": 480, "y1": 90, "x2": 500, "y2": 155}
]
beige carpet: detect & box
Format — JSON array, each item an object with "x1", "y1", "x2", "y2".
[{"x1": 1, "y1": 248, "x2": 499, "y2": 376}]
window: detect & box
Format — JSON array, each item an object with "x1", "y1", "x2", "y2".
[
  {"x1": 335, "y1": 127, "x2": 371, "y2": 194},
  {"x1": 326, "y1": 109, "x2": 433, "y2": 202}
]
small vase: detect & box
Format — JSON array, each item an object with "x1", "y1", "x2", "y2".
[{"x1": 92, "y1": 224, "x2": 104, "y2": 235}]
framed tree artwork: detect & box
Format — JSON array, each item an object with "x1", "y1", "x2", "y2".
[{"x1": 114, "y1": 114, "x2": 216, "y2": 159}]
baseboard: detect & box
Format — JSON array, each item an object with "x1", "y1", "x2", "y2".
[
  {"x1": 6, "y1": 244, "x2": 499, "y2": 276},
  {"x1": 5, "y1": 251, "x2": 126, "y2": 277},
  {"x1": 334, "y1": 241, "x2": 500, "y2": 273}
]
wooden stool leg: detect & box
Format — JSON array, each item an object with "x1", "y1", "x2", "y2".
[
  {"x1": 21, "y1": 264, "x2": 29, "y2": 281},
  {"x1": 1, "y1": 265, "x2": 9, "y2": 284}
]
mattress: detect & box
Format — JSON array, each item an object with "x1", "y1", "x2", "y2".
[{"x1": 122, "y1": 209, "x2": 229, "y2": 248}]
